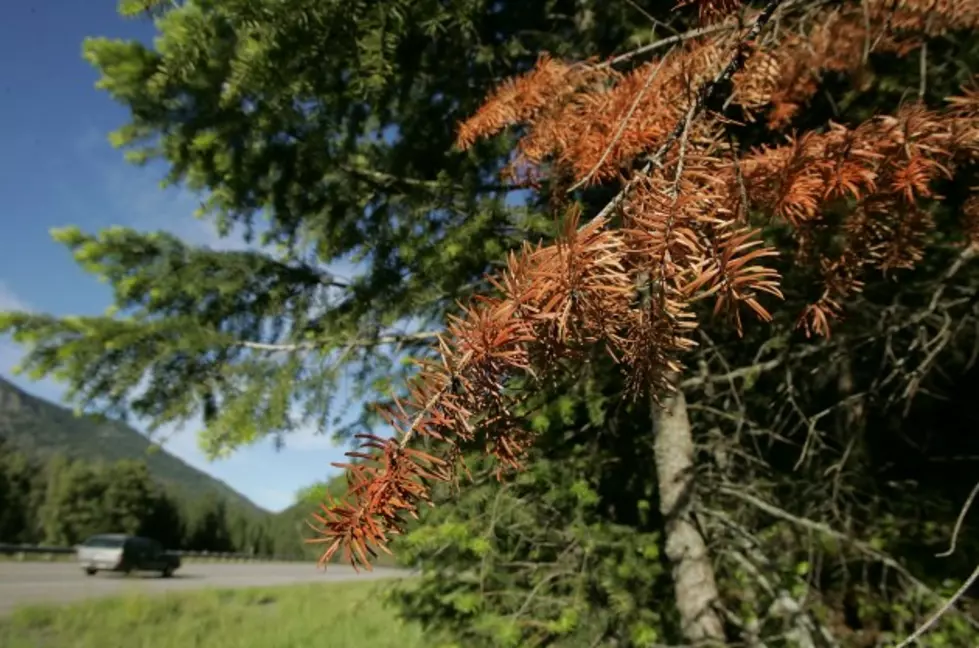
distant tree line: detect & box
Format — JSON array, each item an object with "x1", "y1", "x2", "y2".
[{"x1": 0, "y1": 437, "x2": 323, "y2": 559}]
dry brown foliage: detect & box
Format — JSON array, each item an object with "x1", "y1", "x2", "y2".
[
  {"x1": 309, "y1": 0, "x2": 979, "y2": 569},
  {"x1": 679, "y1": 0, "x2": 745, "y2": 24}
]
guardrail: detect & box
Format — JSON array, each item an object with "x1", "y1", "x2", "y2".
[{"x1": 0, "y1": 543, "x2": 308, "y2": 562}]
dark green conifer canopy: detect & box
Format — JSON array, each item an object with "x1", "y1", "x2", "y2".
[{"x1": 0, "y1": 0, "x2": 664, "y2": 455}]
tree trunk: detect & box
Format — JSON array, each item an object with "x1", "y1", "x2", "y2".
[{"x1": 653, "y1": 388, "x2": 726, "y2": 644}]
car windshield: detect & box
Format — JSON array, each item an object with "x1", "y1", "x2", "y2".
[{"x1": 81, "y1": 536, "x2": 125, "y2": 548}]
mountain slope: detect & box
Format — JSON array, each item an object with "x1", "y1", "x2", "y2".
[{"x1": 0, "y1": 376, "x2": 264, "y2": 513}]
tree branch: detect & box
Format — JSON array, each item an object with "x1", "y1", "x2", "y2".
[
  {"x1": 598, "y1": 21, "x2": 737, "y2": 70},
  {"x1": 894, "y1": 562, "x2": 979, "y2": 648},
  {"x1": 235, "y1": 330, "x2": 440, "y2": 353},
  {"x1": 936, "y1": 478, "x2": 979, "y2": 558},
  {"x1": 680, "y1": 344, "x2": 824, "y2": 389},
  {"x1": 717, "y1": 485, "x2": 979, "y2": 633},
  {"x1": 596, "y1": 0, "x2": 822, "y2": 70},
  {"x1": 585, "y1": 0, "x2": 788, "y2": 224},
  {"x1": 567, "y1": 55, "x2": 669, "y2": 192},
  {"x1": 339, "y1": 165, "x2": 520, "y2": 195}
]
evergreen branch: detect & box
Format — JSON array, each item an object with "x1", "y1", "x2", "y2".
[
  {"x1": 596, "y1": 0, "x2": 821, "y2": 70},
  {"x1": 599, "y1": 22, "x2": 737, "y2": 69},
  {"x1": 235, "y1": 330, "x2": 441, "y2": 352},
  {"x1": 339, "y1": 165, "x2": 520, "y2": 194},
  {"x1": 587, "y1": 0, "x2": 788, "y2": 224},
  {"x1": 317, "y1": 0, "x2": 979, "y2": 576}
]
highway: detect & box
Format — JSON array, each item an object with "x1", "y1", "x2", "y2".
[{"x1": 0, "y1": 561, "x2": 410, "y2": 616}]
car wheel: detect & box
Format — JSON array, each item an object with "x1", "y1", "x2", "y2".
[
  {"x1": 84, "y1": 567, "x2": 97, "y2": 576},
  {"x1": 161, "y1": 566, "x2": 174, "y2": 578}
]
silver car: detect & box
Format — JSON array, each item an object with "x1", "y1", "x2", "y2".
[{"x1": 76, "y1": 534, "x2": 181, "y2": 577}]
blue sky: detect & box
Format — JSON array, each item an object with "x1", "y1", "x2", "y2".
[{"x1": 0, "y1": 2, "x2": 357, "y2": 512}]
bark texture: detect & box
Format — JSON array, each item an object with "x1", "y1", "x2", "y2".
[{"x1": 653, "y1": 388, "x2": 726, "y2": 644}]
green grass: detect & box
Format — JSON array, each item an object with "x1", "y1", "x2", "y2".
[{"x1": 0, "y1": 579, "x2": 427, "y2": 648}]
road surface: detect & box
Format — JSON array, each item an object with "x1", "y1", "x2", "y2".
[{"x1": 0, "y1": 561, "x2": 410, "y2": 616}]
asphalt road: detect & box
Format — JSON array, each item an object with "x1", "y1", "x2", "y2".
[{"x1": 0, "y1": 561, "x2": 410, "y2": 616}]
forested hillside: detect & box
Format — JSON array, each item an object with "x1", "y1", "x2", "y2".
[
  {"x1": 0, "y1": 376, "x2": 338, "y2": 558},
  {"x1": 0, "y1": 376, "x2": 259, "y2": 512},
  {"x1": 0, "y1": 436, "x2": 354, "y2": 560}
]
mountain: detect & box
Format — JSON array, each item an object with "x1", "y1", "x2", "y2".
[{"x1": 0, "y1": 376, "x2": 265, "y2": 514}]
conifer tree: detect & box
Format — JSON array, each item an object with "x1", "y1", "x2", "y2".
[
  {"x1": 302, "y1": 0, "x2": 979, "y2": 643},
  {"x1": 0, "y1": 0, "x2": 669, "y2": 456},
  {"x1": 4, "y1": 1, "x2": 979, "y2": 643}
]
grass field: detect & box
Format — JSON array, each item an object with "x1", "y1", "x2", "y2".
[{"x1": 0, "y1": 579, "x2": 428, "y2": 648}]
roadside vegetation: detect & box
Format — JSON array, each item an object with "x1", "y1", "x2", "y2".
[
  {"x1": 0, "y1": 436, "x2": 401, "y2": 567},
  {"x1": 0, "y1": 579, "x2": 426, "y2": 648}
]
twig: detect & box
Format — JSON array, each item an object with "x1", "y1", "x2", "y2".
[
  {"x1": 236, "y1": 330, "x2": 440, "y2": 352},
  {"x1": 718, "y1": 486, "x2": 979, "y2": 632},
  {"x1": 918, "y1": 39, "x2": 928, "y2": 101},
  {"x1": 598, "y1": 22, "x2": 737, "y2": 69},
  {"x1": 923, "y1": 246, "x2": 978, "y2": 316},
  {"x1": 339, "y1": 164, "x2": 518, "y2": 194},
  {"x1": 680, "y1": 344, "x2": 824, "y2": 389},
  {"x1": 596, "y1": 0, "x2": 823, "y2": 70},
  {"x1": 892, "y1": 562, "x2": 979, "y2": 648},
  {"x1": 936, "y1": 478, "x2": 979, "y2": 558},
  {"x1": 586, "y1": 0, "x2": 788, "y2": 227},
  {"x1": 622, "y1": 0, "x2": 679, "y2": 37},
  {"x1": 567, "y1": 56, "x2": 669, "y2": 192},
  {"x1": 670, "y1": 101, "x2": 698, "y2": 197}
]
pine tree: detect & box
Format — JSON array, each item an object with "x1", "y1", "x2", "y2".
[
  {"x1": 0, "y1": 440, "x2": 43, "y2": 543},
  {"x1": 304, "y1": 1, "x2": 979, "y2": 644},
  {"x1": 3, "y1": 1, "x2": 979, "y2": 643},
  {"x1": 0, "y1": 0, "x2": 677, "y2": 456}
]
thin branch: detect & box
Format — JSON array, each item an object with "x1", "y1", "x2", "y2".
[
  {"x1": 670, "y1": 100, "x2": 697, "y2": 197},
  {"x1": 936, "y1": 478, "x2": 979, "y2": 558},
  {"x1": 717, "y1": 486, "x2": 979, "y2": 632},
  {"x1": 598, "y1": 22, "x2": 737, "y2": 69},
  {"x1": 621, "y1": 0, "x2": 671, "y2": 33},
  {"x1": 923, "y1": 246, "x2": 978, "y2": 316},
  {"x1": 893, "y1": 562, "x2": 979, "y2": 648},
  {"x1": 235, "y1": 330, "x2": 440, "y2": 352},
  {"x1": 680, "y1": 344, "x2": 824, "y2": 389},
  {"x1": 338, "y1": 165, "x2": 519, "y2": 194},
  {"x1": 588, "y1": 0, "x2": 788, "y2": 227},
  {"x1": 919, "y1": 39, "x2": 928, "y2": 101},
  {"x1": 596, "y1": 0, "x2": 827, "y2": 70},
  {"x1": 566, "y1": 55, "x2": 669, "y2": 193}
]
